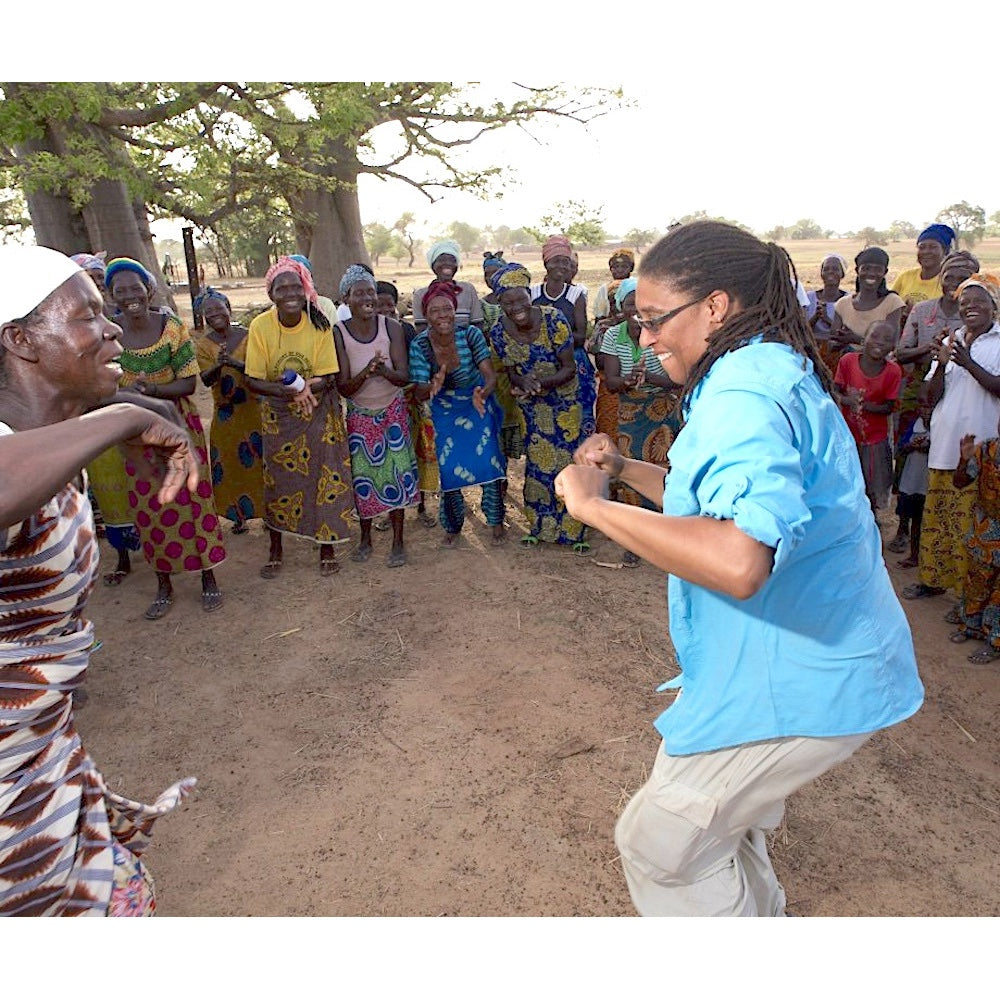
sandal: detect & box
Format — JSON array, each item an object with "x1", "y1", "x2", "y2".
[
  {"x1": 520, "y1": 535, "x2": 539, "y2": 548},
  {"x1": 901, "y1": 583, "x2": 946, "y2": 600},
  {"x1": 320, "y1": 558, "x2": 340, "y2": 577},
  {"x1": 896, "y1": 556, "x2": 919, "y2": 569},
  {"x1": 259, "y1": 560, "x2": 282, "y2": 580},
  {"x1": 102, "y1": 569, "x2": 129, "y2": 587},
  {"x1": 967, "y1": 645, "x2": 1000, "y2": 665},
  {"x1": 944, "y1": 607, "x2": 963, "y2": 625},
  {"x1": 386, "y1": 550, "x2": 407, "y2": 568},
  {"x1": 949, "y1": 630, "x2": 973, "y2": 644},
  {"x1": 202, "y1": 589, "x2": 224, "y2": 613},
  {"x1": 144, "y1": 596, "x2": 173, "y2": 620},
  {"x1": 572, "y1": 541, "x2": 591, "y2": 555},
  {"x1": 886, "y1": 534, "x2": 909, "y2": 554},
  {"x1": 374, "y1": 518, "x2": 391, "y2": 532},
  {"x1": 418, "y1": 511, "x2": 437, "y2": 528}
]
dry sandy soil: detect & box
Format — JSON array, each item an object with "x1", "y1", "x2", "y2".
[
  {"x1": 74, "y1": 258, "x2": 999, "y2": 917},
  {"x1": 78, "y1": 448, "x2": 999, "y2": 917}
]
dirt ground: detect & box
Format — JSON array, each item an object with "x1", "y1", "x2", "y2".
[{"x1": 78, "y1": 441, "x2": 999, "y2": 917}]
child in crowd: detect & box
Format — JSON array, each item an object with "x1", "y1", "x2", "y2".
[
  {"x1": 834, "y1": 320, "x2": 902, "y2": 521},
  {"x1": 895, "y1": 397, "x2": 931, "y2": 568},
  {"x1": 951, "y1": 418, "x2": 1000, "y2": 664}
]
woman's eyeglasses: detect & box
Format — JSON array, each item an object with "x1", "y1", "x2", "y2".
[{"x1": 633, "y1": 295, "x2": 706, "y2": 333}]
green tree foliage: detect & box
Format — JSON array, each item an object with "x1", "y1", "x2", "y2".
[
  {"x1": 528, "y1": 199, "x2": 607, "y2": 247},
  {"x1": 447, "y1": 220, "x2": 482, "y2": 254},
  {"x1": 392, "y1": 212, "x2": 419, "y2": 268},
  {"x1": 887, "y1": 220, "x2": 918, "y2": 241},
  {"x1": 936, "y1": 202, "x2": 987, "y2": 249},
  {"x1": 364, "y1": 223, "x2": 393, "y2": 266},
  {"x1": 788, "y1": 218, "x2": 829, "y2": 240},
  {"x1": 1, "y1": 82, "x2": 618, "y2": 294},
  {"x1": 623, "y1": 227, "x2": 660, "y2": 251}
]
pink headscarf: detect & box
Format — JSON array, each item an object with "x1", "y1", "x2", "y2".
[
  {"x1": 265, "y1": 256, "x2": 319, "y2": 307},
  {"x1": 542, "y1": 235, "x2": 573, "y2": 264}
]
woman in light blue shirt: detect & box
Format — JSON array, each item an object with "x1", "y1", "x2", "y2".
[{"x1": 555, "y1": 221, "x2": 923, "y2": 917}]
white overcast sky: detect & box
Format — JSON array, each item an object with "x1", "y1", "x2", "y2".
[{"x1": 18, "y1": 3, "x2": 1000, "y2": 243}]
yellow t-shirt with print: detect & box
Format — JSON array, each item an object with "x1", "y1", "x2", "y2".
[
  {"x1": 245, "y1": 308, "x2": 340, "y2": 381},
  {"x1": 891, "y1": 268, "x2": 941, "y2": 306}
]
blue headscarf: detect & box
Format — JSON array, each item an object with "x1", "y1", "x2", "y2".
[
  {"x1": 917, "y1": 224, "x2": 955, "y2": 251},
  {"x1": 105, "y1": 257, "x2": 158, "y2": 295},
  {"x1": 482, "y1": 250, "x2": 506, "y2": 271},
  {"x1": 614, "y1": 277, "x2": 638, "y2": 309},
  {"x1": 339, "y1": 263, "x2": 376, "y2": 299},
  {"x1": 193, "y1": 286, "x2": 231, "y2": 316},
  {"x1": 289, "y1": 253, "x2": 313, "y2": 273}
]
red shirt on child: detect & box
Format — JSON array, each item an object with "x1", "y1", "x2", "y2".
[{"x1": 834, "y1": 352, "x2": 902, "y2": 445}]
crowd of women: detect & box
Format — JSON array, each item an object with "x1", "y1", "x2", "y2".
[{"x1": 2, "y1": 217, "x2": 996, "y2": 916}]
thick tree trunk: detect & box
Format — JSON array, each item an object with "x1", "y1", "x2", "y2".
[
  {"x1": 287, "y1": 137, "x2": 370, "y2": 300},
  {"x1": 15, "y1": 136, "x2": 89, "y2": 252}
]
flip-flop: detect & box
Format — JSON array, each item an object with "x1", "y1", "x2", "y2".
[
  {"x1": 202, "y1": 589, "x2": 224, "y2": 612},
  {"x1": 886, "y1": 535, "x2": 909, "y2": 553},
  {"x1": 103, "y1": 569, "x2": 129, "y2": 587},
  {"x1": 949, "y1": 630, "x2": 973, "y2": 644},
  {"x1": 386, "y1": 550, "x2": 407, "y2": 568},
  {"x1": 622, "y1": 551, "x2": 640, "y2": 568},
  {"x1": 259, "y1": 560, "x2": 282, "y2": 580},
  {"x1": 520, "y1": 535, "x2": 539, "y2": 548},
  {"x1": 967, "y1": 645, "x2": 1000, "y2": 665},
  {"x1": 320, "y1": 558, "x2": 340, "y2": 577},
  {"x1": 144, "y1": 596, "x2": 173, "y2": 620},
  {"x1": 572, "y1": 541, "x2": 591, "y2": 555}
]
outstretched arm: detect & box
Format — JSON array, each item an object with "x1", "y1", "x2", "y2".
[{"x1": 0, "y1": 403, "x2": 198, "y2": 530}]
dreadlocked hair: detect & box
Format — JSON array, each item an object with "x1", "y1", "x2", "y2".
[
  {"x1": 638, "y1": 221, "x2": 834, "y2": 413},
  {"x1": 307, "y1": 302, "x2": 331, "y2": 331}
]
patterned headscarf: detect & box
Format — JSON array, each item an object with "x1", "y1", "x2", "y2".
[
  {"x1": 265, "y1": 256, "x2": 318, "y2": 306},
  {"x1": 339, "y1": 264, "x2": 376, "y2": 299},
  {"x1": 542, "y1": 235, "x2": 572, "y2": 264},
  {"x1": 917, "y1": 224, "x2": 956, "y2": 251},
  {"x1": 820, "y1": 253, "x2": 849, "y2": 277},
  {"x1": 427, "y1": 239, "x2": 462, "y2": 269},
  {"x1": 70, "y1": 251, "x2": 107, "y2": 277},
  {"x1": 421, "y1": 279, "x2": 460, "y2": 313},
  {"x1": 288, "y1": 253, "x2": 313, "y2": 273},
  {"x1": 193, "y1": 286, "x2": 231, "y2": 316},
  {"x1": 489, "y1": 262, "x2": 532, "y2": 295},
  {"x1": 105, "y1": 256, "x2": 158, "y2": 295},
  {"x1": 609, "y1": 248, "x2": 635, "y2": 267},
  {"x1": 482, "y1": 250, "x2": 506, "y2": 271},
  {"x1": 614, "y1": 277, "x2": 638, "y2": 310},
  {"x1": 942, "y1": 250, "x2": 980, "y2": 275},
  {"x1": 956, "y1": 274, "x2": 1000, "y2": 313}
]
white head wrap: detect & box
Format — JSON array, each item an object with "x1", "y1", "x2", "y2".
[{"x1": 0, "y1": 245, "x2": 82, "y2": 325}]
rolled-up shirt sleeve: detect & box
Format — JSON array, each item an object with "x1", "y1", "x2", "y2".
[{"x1": 678, "y1": 387, "x2": 810, "y2": 575}]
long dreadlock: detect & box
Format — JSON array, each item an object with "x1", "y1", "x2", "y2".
[{"x1": 638, "y1": 221, "x2": 834, "y2": 413}]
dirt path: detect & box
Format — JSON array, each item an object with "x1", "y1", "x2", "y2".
[{"x1": 77, "y1": 448, "x2": 999, "y2": 916}]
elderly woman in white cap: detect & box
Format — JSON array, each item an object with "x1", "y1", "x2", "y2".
[
  {"x1": 412, "y1": 239, "x2": 485, "y2": 334},
  {"x1": 0, "y1": 245, "x2": 196, "y2": 915}
]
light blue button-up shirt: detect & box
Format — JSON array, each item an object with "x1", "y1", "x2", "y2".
[{"x1": 655, "y1": 341, "x2": 923, "y2": 755}]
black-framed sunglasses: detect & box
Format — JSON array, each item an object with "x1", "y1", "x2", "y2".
[{"x1": 633, "y1": 295, "x2": 707, "y2": 334}]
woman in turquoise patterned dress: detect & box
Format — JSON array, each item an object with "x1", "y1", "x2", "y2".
[{"x1": 487, "y1": 262, "x2": 588, "y2": 550}]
